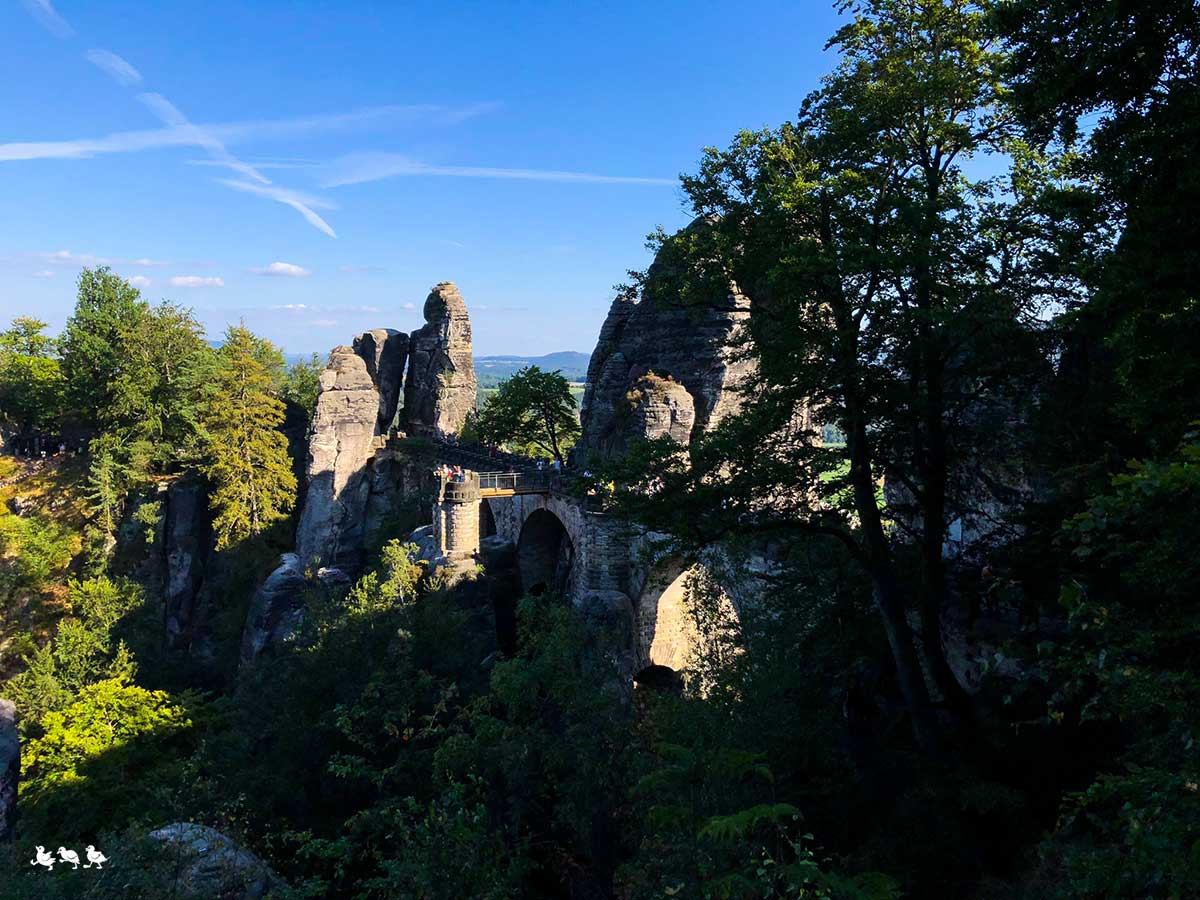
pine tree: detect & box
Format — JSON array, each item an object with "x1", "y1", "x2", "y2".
[{"x1": 202, "y1": 324, "x2": 297, "y2": 549}]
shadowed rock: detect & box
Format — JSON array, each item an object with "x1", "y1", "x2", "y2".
[
  {"x1": 575, "y1": 225, "x2": 753, "y2": 461},
  {"x1": 352, "y1": 327, "x2": 408, "y2": 429},
  {"x1": 147, "y1": 823, "x2": 279, "y2": 899},
  {"x1": 0, "y1": 699, "x2": 16, "y2": 843},
  {"x1": 163, "y1": 477, "x2": 210, "y2": 650}
]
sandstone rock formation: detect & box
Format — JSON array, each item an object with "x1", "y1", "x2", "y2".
[
  {"x1": 163, "y1": 478, "x2": 210, "y2": 650},
  {"x1": 352, "y1": 327, "x2": 408, "y2": 429},
  {"x1": 404, "y1": 282, "x2": 477, "y2": 439},
  {"x1": 0, "y1": 699, "x2": 16, "y2": 843},
  {"x1": 627, "y1": 373, "x2": 696, "y2": 445},
  {"x1": 295, "y1": 344, "x2": 394, "y2": 570},
  {"x1": 576, "y1": 231, "x2": 753, "y2": 461},
  {"x1": 147, "y1": 823, "x2": 279, "y2": 899},
  {"x1": 240, "y1": 554, "x2": 309, "y2": 666}
]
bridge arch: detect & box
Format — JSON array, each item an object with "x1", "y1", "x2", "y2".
[
  {"x1": 632, "y1": 556, "x2": 741, "y2": 678},
  {"x1": 517, "y1": 508, "x2": 575, "y2": 596},
  {"x1": 486, "y1": 494, "x2": 593, "y2": 597}
]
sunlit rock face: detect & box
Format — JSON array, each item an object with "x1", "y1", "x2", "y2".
[
  {"x1": 575, "y1": 227, "x2": 754, "y2": 462},
  {"x1": 627, "y1": 373, "x2": 696, "y2": 445},
  {"x1": 403, "y1": 282, "x2": 477, "y2": 439},
  {"x1": 295, "y1": 346, "x2": 383, "y2": 569}
]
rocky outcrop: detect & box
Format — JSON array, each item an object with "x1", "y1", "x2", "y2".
[
  {"x1": 240, "y1": 554, "x2": 309, "y2": 666},
  {"x1": 0, "y1": 699, "x2": 16, "y2": 843},
  {"x1": 295, "y1": 285, "x2": 476, "y2": 572},
  {"x1": 147, "y1": 823, "x2": 279, "y2": 899},
  {"x1": 295, "y1": 346, "x2": 389, "y2": 570},
  {"x1": 576, "y1": 228, "x2": 754, "y2": 462},
  {"x1": 627, "y1": 373, "x2": 696, "y2": 445},
  {"x1": 163, "y1": 478, "x2": 210, "y2": 650},
  {"x1": 404, "y1": 282, "x2": 477, "y2": 439},
  {"x1": 352, "y1": 327, "x2": 408, "y2": 429}
]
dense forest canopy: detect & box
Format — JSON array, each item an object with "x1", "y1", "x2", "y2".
[{"x1": 1, "y1": 1, "x2": 1198, "y2": 897}]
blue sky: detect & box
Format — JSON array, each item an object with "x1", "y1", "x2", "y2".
[{"x1": 1, "y1": 0, "x2": 842, "y2": 357}]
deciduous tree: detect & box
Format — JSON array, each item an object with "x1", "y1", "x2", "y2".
[{"x1": 474, "y1": 365, "x2": 580, "y2": 463}]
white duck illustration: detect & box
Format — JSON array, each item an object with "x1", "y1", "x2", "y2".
[
  {"x1": 30, "y1": 846, "x2": 55, "y2": 869},
  {"x1": 57, "y1": 847, "x2": 82, "y2": 869},
  {"x1": 85, "y1": 845, "x2": 109, "y2": 869}
]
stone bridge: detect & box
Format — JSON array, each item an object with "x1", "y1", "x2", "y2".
[
  {"x1": 431, "y1": 462, "x2": 714, "y2": 680},
  {"x1": 280, "y1": 275, "x2": 750, "y2": 683}
]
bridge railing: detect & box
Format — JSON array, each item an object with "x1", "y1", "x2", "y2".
[{"x1": 478, "y1": 470, "x2": 556, "y2": 494}]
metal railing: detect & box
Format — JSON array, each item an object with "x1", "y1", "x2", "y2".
[{"x1": 477, "y1": 470, "x2": 557, "y2": 494}]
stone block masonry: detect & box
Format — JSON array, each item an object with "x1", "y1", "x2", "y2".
[{"x1": 434, "y1": 474, "x2": 481, "y2": 560}]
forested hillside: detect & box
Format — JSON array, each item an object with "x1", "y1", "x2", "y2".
[{"x1": 0, "y1": 1, "x2": 1198, "y2": 898}]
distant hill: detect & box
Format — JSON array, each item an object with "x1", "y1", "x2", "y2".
[
  {"x1": 271, "y1": 348, "x2": 592, "y2": 384},
  {"x1": 474, "y1": 351, "x2": 591, "y2": 387}
]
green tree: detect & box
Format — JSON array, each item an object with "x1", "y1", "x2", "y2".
[
  {"x1": 58, "y1": 267, "x2": 148, "y2": 426},
  {"x1": 474, "y1": 365, "x2": 580, "y2": 462},
  {"x1": 997, "y1": 0, "x2": 1200, "y2": 454},
  {"x1": 0, "y1": 316, "x2": 65, "y2": 433},
  {"x1": 0, "y1": 354, "x2": 65, "y2": 434},
  {"x1": 18, "y1": 675, "x2": 196, "y2": 840},
  {"x1": 0, "y1": 316, "x2": 56, "y2": 356},
  {"x1": 108, "y1": 301, "x2": 214, "y2": 465},
  {"x1": 281, "y1": 353, "x2": 323, "y2": 421},
  {"x1": 201, "y1": 324, "x2": 297, "y2": 548},
  {"x1": 607, "y1": 0, "x2": 1069, "y2": 747}
]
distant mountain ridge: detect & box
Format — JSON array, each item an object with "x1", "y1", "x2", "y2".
[
  {"x1": 475, "y1": 351, "x2": 591, "y2": 386},
  {"x1": 276, "y1": 348, "x2": 592, "y2": 385}
]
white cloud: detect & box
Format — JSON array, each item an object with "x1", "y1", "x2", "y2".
[
  {"x1": 0, "y1": 105, "x2": 497, "y2": 164},
  {"x1": 322, "y1": 153, "x2": 676, "y2": 188},
  {"x1": 219, "y1": 179, "x2": 338, "y2": 239},
  {"x1": 402, "y1": 302, "x2": 416, "y2": 310},
  {"x1": 251, "y1": 261, "x2": 311, "y2": 278},
  {"x1": 38, "y1": 250, "x2": 168, "y2": 267},
  {"x1": 170, "y1": 276, "x2": 224, "y2": 288},
  {"x1": 312, "y1": 319, "x2": 338, "y2": 327},
  {"x1": 187, "y1": 158, "x2": 317, "y2": 171},
  {"x1": 20, "y1": 0, "x2": 73, "y2": 38},
  {"x1": 271, "y1": 304, "x2": 309, "y2": 310},
  {"x1": 138, "y1": 93, "x2": 269, "y2": 185},
  {"x1": 128, "y1": 275, "x2": 152, "y2": 288},
  {"x1": 85, "y1": 49, "x2": 143, "y2": 86},
  {"x1": 0, "y1": 97, "x2": 496, "y2": 241},
  {"x1": 32, "y1": 270, "x2": 54, "y2": 278}
]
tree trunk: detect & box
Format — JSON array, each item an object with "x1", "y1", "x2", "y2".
[{"x1": 848, "y1": 404, "x2": 941, "y2": 752}]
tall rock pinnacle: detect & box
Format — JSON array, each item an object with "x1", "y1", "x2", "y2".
[{"x1": 403, "y1": 281, "x2": 477, "y2": 439}]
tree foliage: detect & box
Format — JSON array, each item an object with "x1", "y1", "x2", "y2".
[
  {"x1": 201, "y1": 324, "x2": 296, "y2": 549},
  {"x1": 474, "y1": 365, "x2": 580, "y2": 462}
]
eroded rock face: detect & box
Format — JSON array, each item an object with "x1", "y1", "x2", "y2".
[
  {"x1": 352, "y1": 327, "x2": 408, "y2": 429},
  {"x1": 295, "y1": 346, "x2": 384, "y2": 569},
  {"x1": 404, "y1": 282, "x2": 477, "y2": 439},
  {"x1": 0, "y1": 699, "x2": 17, "y2": 843},
  {"x1": 163, "y1": 478, "x2": 210, "y2": 650},
  {"x1": 576, "y1": 232, "x2": 753, "y2": 462},
  {"x1": 147, "y1": 823, "x2": 279, "y2": 900},
  {"x1": 240, "y1": 554, "x2": 309, "y2": 667},
  {"x1": 628, "y1": 374, "x2": 696, "y2": 445}
]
